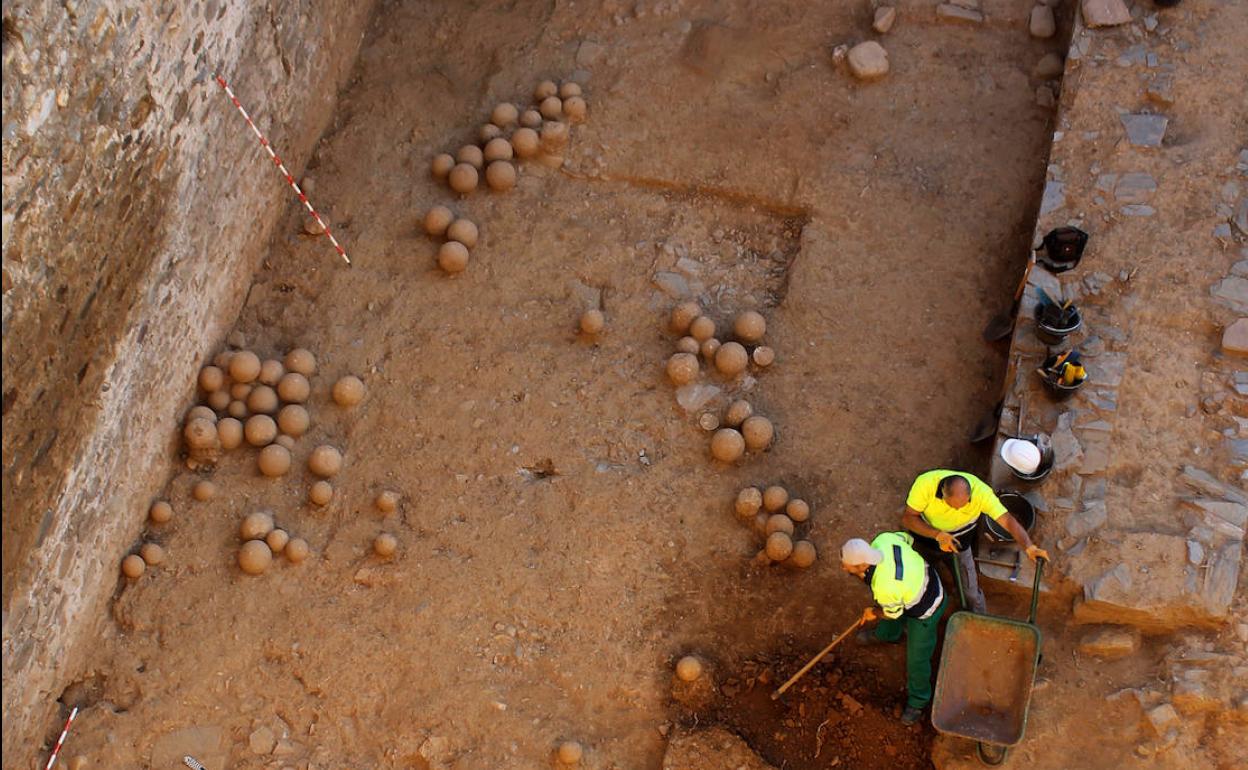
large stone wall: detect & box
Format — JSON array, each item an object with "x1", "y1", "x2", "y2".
[{"x1": 1, "y1": 0, "x2": 373, "y2": 754}]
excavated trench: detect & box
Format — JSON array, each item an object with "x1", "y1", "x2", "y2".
[{"x1": 10, "y1": 1, "x2": 1072, "y2": 766}]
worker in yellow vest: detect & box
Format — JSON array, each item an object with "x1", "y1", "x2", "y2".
[
  {"x1": 841, "y1": 532, "x2": 946, "y2": 725},
  {"x1": 901, "y1": 469, "x2": 1048, "y2": 614}
]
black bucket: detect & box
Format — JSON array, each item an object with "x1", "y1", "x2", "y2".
[
  {"x1": 1003, "y1": 435, "x2": 1054, "y2": 483},
  {"x1": 1040, "y1": 352, "x2": 1086, "y2": 400},
  {"x1": 1034, "y1": 302, "x2": 1082, "y2": 345},
  {"x1": 1037, "y1": 227, "x2": 1088, "y2": 274},
  {"x1": 985, "y1": 491, "x2": 1035, "y2": 542}
]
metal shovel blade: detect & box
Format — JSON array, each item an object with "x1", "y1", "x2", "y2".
[
  {"x1": 969, "y1": 399, "x2": 1004, "y2": 443},
  {"x1": 982, "y1": 310, "x2": 1016, "y2": 342}
]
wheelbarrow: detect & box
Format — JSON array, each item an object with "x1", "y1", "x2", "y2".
[{"x1": 931, "y1": 555, "x2": 1046, "y2": 765}]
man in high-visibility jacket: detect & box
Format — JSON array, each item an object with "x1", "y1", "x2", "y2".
[
  {"x1": 841, "y1": 532, "x2": 946, "y2": 725},
  {"x1": 902, "y1": 469, "x2": 1048, "y2": 614}
]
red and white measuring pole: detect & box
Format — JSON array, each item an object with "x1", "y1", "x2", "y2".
[
  {"x1": 213, "y1": 73, "x2": 351, "y2": 266},
  {"x1": 43, "y1": 706, "x2": 78, "y2": 770}
]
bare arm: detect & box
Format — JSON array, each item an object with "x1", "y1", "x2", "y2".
[
  {"x1": 997, "y1": 512, "x2": 1049, "y2": 561},
  {"x1": 902, "y1": 506, "x2": 959, "y2": 551}
]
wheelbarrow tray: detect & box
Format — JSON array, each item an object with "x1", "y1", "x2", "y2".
[{"x1": 931, "y1": 609, "x2": 1041, "y2": 747}]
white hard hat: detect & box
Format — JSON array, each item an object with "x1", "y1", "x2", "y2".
[
  {"x1": 1001, "y1": 438, "x2": 1042, "y2": 475},
  {"x1": 840, "y1": 538, "x2": 883, "y2": 566}
]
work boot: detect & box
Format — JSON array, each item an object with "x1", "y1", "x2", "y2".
[{"x1": 900, "y1": 706, "x2": 924, "y2": 726}]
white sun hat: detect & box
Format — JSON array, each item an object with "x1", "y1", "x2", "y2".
[{"x1": 1001, "y1": 438, "x2": 1042, "y2": 475}]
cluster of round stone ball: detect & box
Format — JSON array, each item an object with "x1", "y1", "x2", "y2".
[
  {"x1": 666, "y1": 302, "x2": 774, "y2": 378},
  {"x1": 182, "y1": 347, "x2": 361, "y2": 486},
  {"x1": 424, "y1": 78, "x2": 587, "y2": 275},
  {"x1": 662, "y1": 301, "x2": 777, "y2": 462},
  {"x1": 236, "y1": 510, "x2": 310, "y2": 575},
  {"x1": 423, "y1": 205, "x2": 479, "y2": 274},
  {"x1": 430, "y1": 78, "x2": 587, "y2": 196},
  {"x1": 704, "y1": 398, "x2": 775, "y2": 463},
  {"x1": 734, "y1": 485, "x2": 817, "y2": 568},
  {"x1": 123, "y1": 346, "x2": 370, "y2": 580}
]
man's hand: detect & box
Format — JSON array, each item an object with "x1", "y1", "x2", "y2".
[
  {"x1": 860, "y1": 607, "x2": 878, "y2": 624},
  {"x1": 1025, "y1": 545, "x2": 1049, "y2": 562},
  {"x1": 935, "y1": 531, "x2": 959, "y2": 553}
]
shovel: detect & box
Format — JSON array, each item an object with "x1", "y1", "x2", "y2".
[
  {"x1": 771, "y1": 616, "x2": 865, "y2": 700},
  {"x1": 982, "y1": 254, "x2": 1036, "y2": 342}
]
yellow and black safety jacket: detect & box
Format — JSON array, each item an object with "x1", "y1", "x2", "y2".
[{"x1": 864, "y1": 531, "x2": 945, "y2": 620}]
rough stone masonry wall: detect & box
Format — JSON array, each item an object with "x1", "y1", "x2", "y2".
[{"x1": 1, "y1": 0, "x2": 373, "y2": 753}]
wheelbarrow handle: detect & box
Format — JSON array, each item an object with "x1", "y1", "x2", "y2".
[
  {"x1": 954, "y1": 552, "x2": 1045, "y2": 622},
  {"x1": 1028, "y1": 556, "x2": 1046, "y2": 625},
  {"x1": 951, "y1": 551, "x2": 967, "y2": 610}
]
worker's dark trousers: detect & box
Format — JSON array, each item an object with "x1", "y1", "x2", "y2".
[{"x1": 873, "y1": 596, "x2": 947, "y2": 710}]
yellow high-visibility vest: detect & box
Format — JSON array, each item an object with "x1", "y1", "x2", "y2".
[{"x1": 869, "y1": 531, "x2": 930, "y2": 619}]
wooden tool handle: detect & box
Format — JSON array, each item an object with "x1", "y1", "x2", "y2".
[
  {"x1": 1012, "y1": 254, "x2": 1036, "y2": 303},
  {"x1": 771, "y1": 616, "x2": 865, "y2": 700}
]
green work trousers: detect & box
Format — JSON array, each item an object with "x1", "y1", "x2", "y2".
[{"x1": 874, "y1": 597, "x2": 946, "y2": 710}]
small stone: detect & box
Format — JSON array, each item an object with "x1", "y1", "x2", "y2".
[
  {"x1": 936, "y1": 3, "x2": 984, "y2": 24},
  {"x1": 1082, "y1": 0, "x2": 1131, "y2": 28},
  {"x1": 1120, "y1": 204, "x2": 1156, "y2": 217},
  {"x1": 1145, "y1": 74, "x2": 1175, "y2": 106},
  {"x1": 1051, "y1": 412, "x2": 1083, "y2": 472},
  {"x1": 1079, "y1": 627, "x2": 1140, "y2": 659},
  {"x1": 1145, "y1": 703, "x2": 1180, "y2": 737},
  {"x1": 1204, "y1": 543, "x2": 1241, "y2": 612},
  {"x1": 576, "y1": 40, "x2": 604, "y2": 66},
  {"x1": 1029, "y1": 5, "x2": 1056, "y2": 38},
  {"x1": 419, "y1": 736, "x2": 452, "y2": 765},
  {"x1": 1039, "y1": 180, "x2": 1065, "y2": 215},
  {"x1": 1212, "y1": 277, "x2": 1248, "y2": 314},
  {"x1": 1120, "y1": 113, "x2": 1168, "y2": 148},
  {"x1": 1035, "y1": 86, "x2": 1056, "y2": 109},
  {"x1": 652, "y1": 271, "x2": 690, "y2": 298},
  {"x1": 1186, "y1": 540, "x2": 1204, "y2": 565},
  {"x1": 1114, "y1": 172, "x2": 1157, "y2": 203},
  {"x1": 1182, "y1": 469, "x2": 1248, "y2": 508},
  {"x1": 1033, "y1": 52, "x2": 1064, "y2": 79},
  {"x1": 675, "y1": 383, "x2": 721, "y2": 413},
  {"x1": 1223, "y1": 319, "x2": 1248, "y2": 355},
  {"x1": 249, "y1": 726, "x2": 276, "y2": 755},
  {"x1": 873, "y1": 6, "x2": 897, "y2": 34},
  {"x1": 1115, "y1": 44, "x2": 1146, "y2": 68},
  {"x1": 846, "y1": 41, "x2": 889, "y2": 81},
  {"x1": 1066, "y1": 502, "x2": 1107, "y2": 539}
]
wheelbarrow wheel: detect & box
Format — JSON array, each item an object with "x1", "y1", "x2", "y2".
[{"x1": 977, "y1": 742, "x2": 1008, "y2": 766}]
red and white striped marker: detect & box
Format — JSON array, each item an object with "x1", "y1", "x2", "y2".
[
  {"x1": 213, "y1": 73, "x2": 351, "y2": 266},
  {"x1": 43, "y1": 706, "x2": 78, "y2": 770}
]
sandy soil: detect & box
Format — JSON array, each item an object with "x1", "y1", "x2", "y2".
[{"x1": 42, "y1": 1, "x2": 1106, "y2": 768}]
